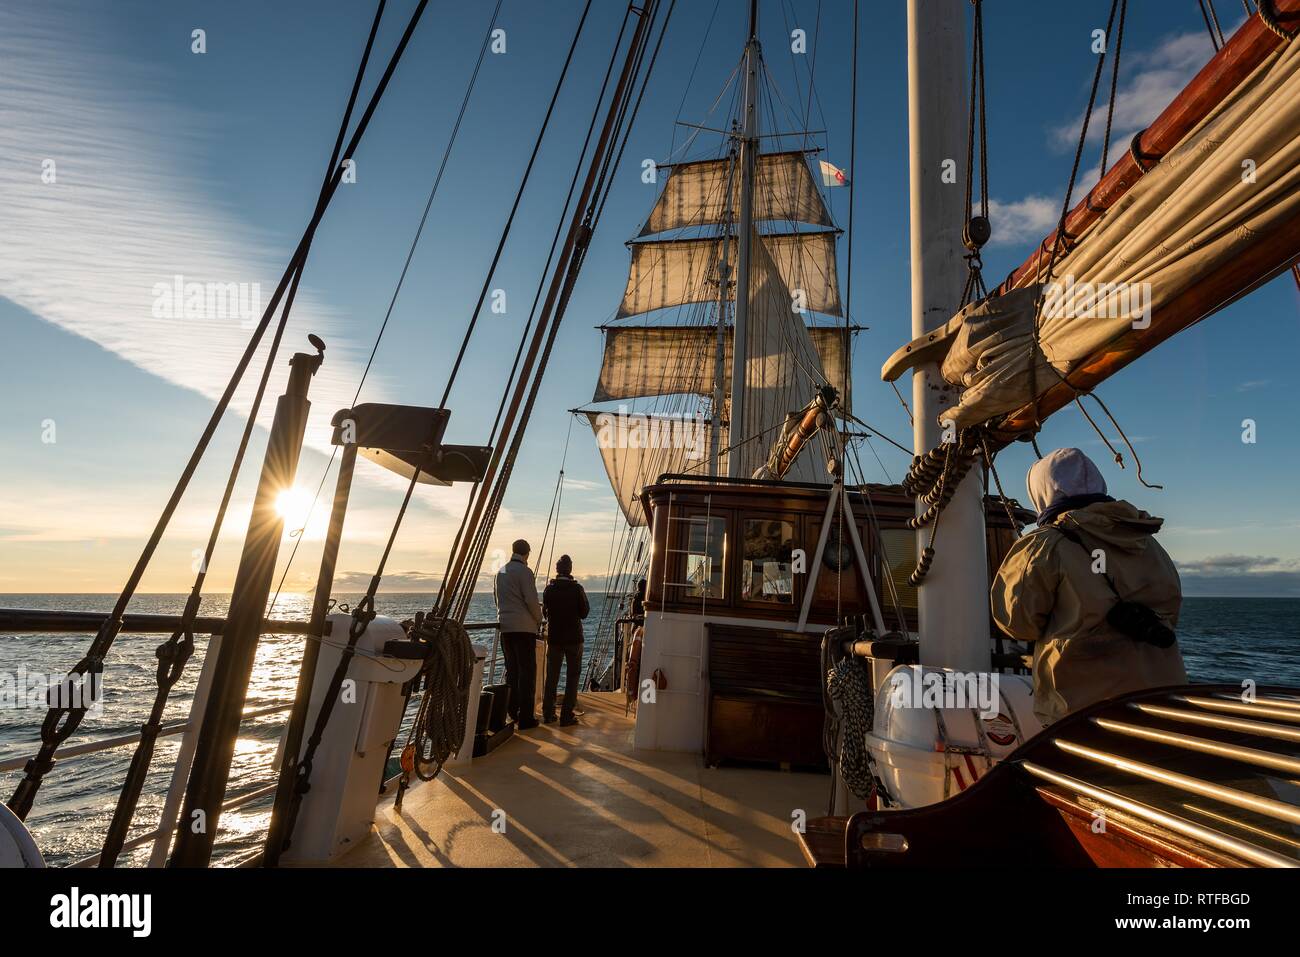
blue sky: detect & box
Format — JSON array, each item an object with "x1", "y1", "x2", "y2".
[{"x1": 1, "y1": 0, "x2": 1297, "y2": 596}]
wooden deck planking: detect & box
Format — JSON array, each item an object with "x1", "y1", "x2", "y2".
[{"x1": 329, "y1": 693, "x2": 828, "y2": 868}]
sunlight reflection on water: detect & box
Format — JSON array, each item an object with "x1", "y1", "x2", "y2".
[{"x1": 0, "y1": 591, "x2": 611, "y2": 866}]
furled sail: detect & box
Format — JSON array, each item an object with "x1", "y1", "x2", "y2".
[
  {"x1": 592, "y1": 324, "x2": 851, "y2": 411},
  {"x1": 618, "y1": 230, "x2": 841, "y2": 319},
  {"x1": 639, "y1": 150, "x2": 832, "y2": 236},
  {"x1": 583, "y1": 410, "x2": 723, "y2": 526},
  {"x1": 731, "y1": 226, "x2": 835, "y2": 482},
  {"x1": 887, "y1": 33, "x2": 1300, "y2": 435}
]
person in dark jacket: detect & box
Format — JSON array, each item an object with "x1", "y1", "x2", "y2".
[
  {"x1": 631, "y1": 578, "x2": 647, "y2": 626},
  {"x1": 542, "y1": 554, "x2": 589, "y2": 726}
]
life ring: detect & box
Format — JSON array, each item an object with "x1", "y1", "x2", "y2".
[{"x1": 0, "y1": 803, "x2": 45, "y2": 868}]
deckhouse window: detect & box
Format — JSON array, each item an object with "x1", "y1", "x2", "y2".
[
  {"x1": 741, "y1": 518, "x2": 795, "y2": 603},
  {"x1": 681, "y1": 515, "x2": 726, "y2": 599}
]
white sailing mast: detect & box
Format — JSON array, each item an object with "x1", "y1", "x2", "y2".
[
  {"x1": 708, "y1": 146, "x2": 737, "y2": 477},
  {"x1": 728, "y1": 0, "x2": 762, "y2": 478},
  {"x1": 906, "y1": 0, "x2": 988, "y2": 672}
]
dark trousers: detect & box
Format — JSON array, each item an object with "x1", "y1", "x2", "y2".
[
  {"x1": 501, "y1": 632, "x2": 538, "y2": 725},
  {"x1": 543, "y1": 640, "x2": 583, "y2": 721}
]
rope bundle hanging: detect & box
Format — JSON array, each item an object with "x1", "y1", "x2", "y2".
[
  {"x1": 405, "y1": 617, "x2": 477, "y2": 781},
  {"x1": 826, "y1": 650, "x2": 878, "y2": 803},
  {"x1": 901, "y1": 430, "x2": 980, "y2": 586}
]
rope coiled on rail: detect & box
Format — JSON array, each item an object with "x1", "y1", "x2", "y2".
[
  {"x1": 408, "y1": 617, "x2": 476, "y2": 782},
  {"x1": 826, "y1": 654, "x2": 877, "y2": 803}
]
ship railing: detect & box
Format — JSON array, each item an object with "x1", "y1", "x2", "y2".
[
  {"x1": 66, "y1": 780, "x2": 283, "y2": 869},
  {"x1": 0, "y1": 607, "x2": 319, "y2": 636},
  {"x1": 464, "y1": 621, "x2": 503, "y2": 685},
  {"x1": 0, "y1": 608, "x2": 501, "y2": 867},
  {"x1": 0, "y1": 703, "x2": 293, "y2": 774}
]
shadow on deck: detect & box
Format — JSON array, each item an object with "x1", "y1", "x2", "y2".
[{"x1": 331, "y1": 692, "x2": 828, "y2": 867}]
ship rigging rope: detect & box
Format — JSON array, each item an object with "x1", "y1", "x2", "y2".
[
  {"x1": 431, "y1": 1, "x2": 633, "y2": 619},
  {"x1": 437, "y1": 0, "x2": 599, "y2": 410},
  {"x1": 844, "y1": 0, "x2": 857, "y2": 410},
  {"x1": 389, "y1": 2, "x2": 673, "y2": 801},
  {"x1": 6, "y1": 0, "x2": 423, "y2": 824},
  {"x1": 1198, "y1": 0, "x2": 1228, "y2": 49},
  {"x1": 100, "y1": 283, "x2": 312, "y2": 867},
  {"x1": 964, "y1": 0, "x2": 989, "y2": 231},
  {"x1": 978, "y1": 432, "x2": 1025, "y2": 536},
  {"x1": 844, "y1": 445, "x2": 911, "y2": 634},
  {"x1": 1008, "y1": 0, "x2": 1159, "y2": 489},
  {"x1": 443, "y1": 0, "x2": 673, "y2": 621},
  {"x1": 266, "y1": 0, "x2": 505, "y2": 620},
  {"x1": 434, "y1": 1, "x2": 673, "y2": 626},
  {"x1": 452, "y1": 41, "x2": 665, "y2": 616},
  {"x1": 536, "y1": 414, "x2": 576, "y2": 586},
  {"x1": 100, "y1": 257, "x2": 315, "y2": 865},
  {"x1": 137, "y1": 0, "x2": 503, "y2": 862},
  {"x1": 587, "y1": 522, "x2": 646, "y2": 688},
  {"x1": 321, "y1": 0, "x2": 608, "y2": 804},
  {"x1": 1027, "y1": 0, "x2": 1123, "y2": 432},
  {"x1": 665, "y1": 0, "x2": 723, "y2": 162}
]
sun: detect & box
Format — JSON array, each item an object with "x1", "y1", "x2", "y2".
[{"x1": 274, "y1": 486, "x2": 314, "y2": 533}]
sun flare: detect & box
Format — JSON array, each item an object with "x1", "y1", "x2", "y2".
[{"x1": 274, "y1": 486, "x2": 314, "y2": 532}]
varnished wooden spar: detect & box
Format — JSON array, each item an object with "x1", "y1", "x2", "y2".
[
  {"x1": 997, "y1": 0, "x2": 1300, "y2": 294},
  {"x1": 981, "y1": 0, "x2": 1300, "y2": 443},
  {"x1": 768, "y1": 386, "x2": 837, "y2": 479},
  {"x1": 989, "y1": 219, "x2": 1300, "y2": 442}
]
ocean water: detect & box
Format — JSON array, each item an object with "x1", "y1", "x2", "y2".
[
  {"x1": 0, "y1": 593, "x2": 1296, "y2": 867},
  {"x1": 0, "y1": 591, "x2": 617, "y2": 868}
]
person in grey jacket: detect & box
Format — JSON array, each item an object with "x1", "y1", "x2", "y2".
[{"x1": 494, "y1": 539, "x2": 543, "y2": 729}]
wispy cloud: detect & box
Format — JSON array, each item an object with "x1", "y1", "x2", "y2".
[
  {"x1": 986, "y1": 195, "x2": 1059, "y2": 247},
  {"x1": 561, "y1": 478, "x2": 605, "y2": 493},
  {"x1": 332, "y1": 570, "x2": 443, "y2": 592},
  {"x1": 1048, "y1": 30, "x2": 1223, "y2": 155},
  {"x1": 989, "y1": 28, "x2": 1228, "y2": 250},
  {"x1": 0, "y1": 4, "x2": 383, "y2": 462}
]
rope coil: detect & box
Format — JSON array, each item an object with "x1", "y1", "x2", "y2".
[
  {"x1": 826, "y1": 651, "x2": 878, "y2": 803},
  {"x1": 1259, "y1": 0, "x2": 1300, "y2": 41},
  {"x1": 406, "y1": 617, "x2": 477, "y2": 782},
  {"x1": 903, "y1": 431, "x2": 980, "y2": 585}
]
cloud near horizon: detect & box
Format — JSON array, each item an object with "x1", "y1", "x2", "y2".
[{"x1": 1177, "y1": 554, "x2": 1300, "y2": 597}]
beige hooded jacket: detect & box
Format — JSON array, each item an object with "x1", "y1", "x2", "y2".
[{"x1": 990, "y1": 499, "x2": 1188, "y2": 724}]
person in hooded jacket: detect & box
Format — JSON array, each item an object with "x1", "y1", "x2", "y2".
[
  {"x1": 990, "y1": 447, "x2": 1187, "y2": 725},
  {"x1": 542, "y1": 554, "x2": 589, "y2": 726}
]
